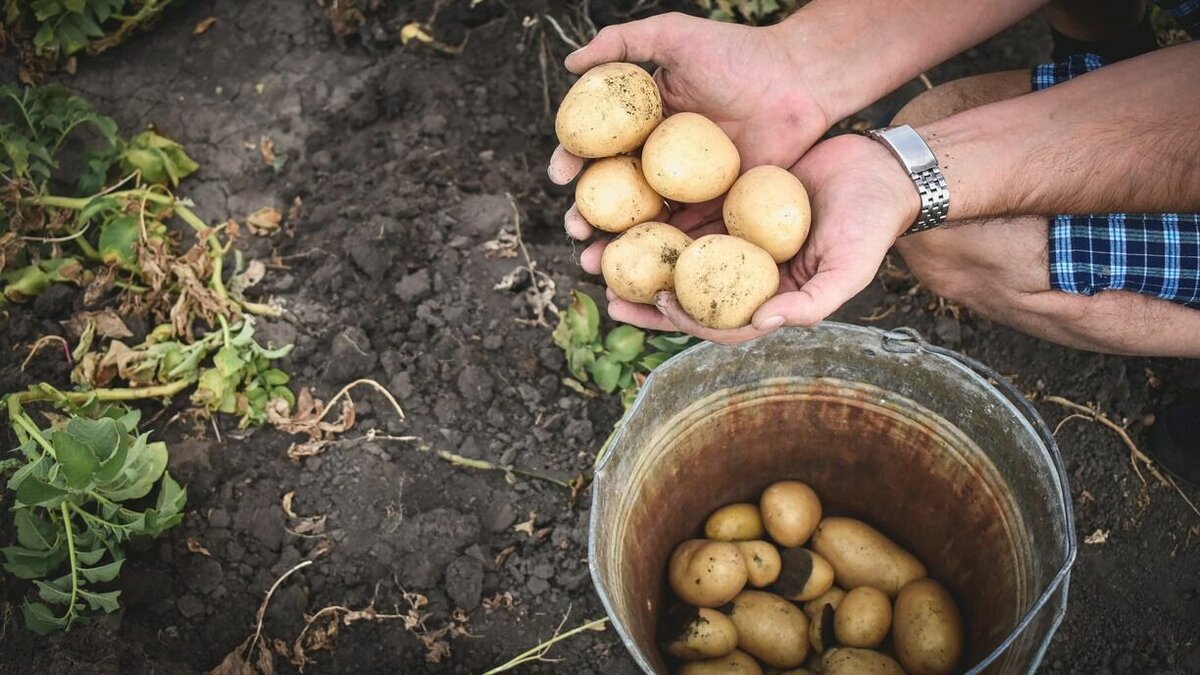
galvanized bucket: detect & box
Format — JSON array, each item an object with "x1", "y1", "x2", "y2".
[{"x1": 588, "y1": 323, "x2": 1076, "y2": 674}]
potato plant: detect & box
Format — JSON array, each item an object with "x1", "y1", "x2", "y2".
[
  {"x1": 696, "y1": 0, "x2": 803, "y2": 24},
  {"x1": 3, "y1": 0, "x2": 176, "y2": 66}
]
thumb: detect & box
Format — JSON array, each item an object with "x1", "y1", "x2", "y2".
[
  {"x1": 564, "y1": 14, "x2": 686, "y2": 73},
  {"x1": 751, "y1": 267, "x2": 875, "y2": 329}
]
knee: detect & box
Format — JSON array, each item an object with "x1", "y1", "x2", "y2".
[
  {"x1": 894, "y1": 230, "x2": 982, "y2": 306},
  {"x1": 891, "y1": 71, "x2": 1031, "y2": 127}
]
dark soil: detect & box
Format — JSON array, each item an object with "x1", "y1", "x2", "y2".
[{"x1": 1, "y1": 2, "x2": 1198, "y2": 674}]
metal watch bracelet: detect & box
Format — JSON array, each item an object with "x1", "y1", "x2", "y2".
[{"x1": 860, "y1": 124, "x2": 949, "y2": 235}]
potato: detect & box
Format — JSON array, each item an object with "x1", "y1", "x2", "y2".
[
  {"x1": 678, "y1": 649, "x2": 764, "y2": 675},
  {"x1": 811, "y1": 518, "x2": 926, "y2": 596},
  {"x1": 669, "y1": 539, "x2": 748, "y2": 608},
  {"x1": 602, "y1": 222, "x2": 693, "y2": 304},
  {"x1": 833, "y1": 587, "x2": 891, "y2": 649},
  {"x1": 803, "y1": 587, "x2": 846, "y2": 620},
  {"x1": 576, "y1": 156, "x2": 664, "y2": 233},
  {"x1": 808, "y1": 604, "x2": 835, "y2": 655},
  {"x1": 661, "y1": 605, "x2": 740, "y2": 661},
  {"x1": 555, "y1": 63, "x2": 662, "y2": 158},
  {"x1": 893, "y1": 579, "x2": 964, "y2": 675},
  {"x1": 706, "y1": 503, "x2": 765, "y2": 541},
  {"x1": 822, "y1": 648, "x2": 906, "y2": 675},
  {"x1": 774, "y1": 548, "x2": 834, "y2": 602},
  {"x1": 673, "y1": 235, "x2": 779, "y2": 329},
  {"x1": 723, "y1": 166, "x2": 812, "y2": 263},
  {"x1": 759, "y1": 481, "x2": 822, "y2": 547},
  {"x1": 734, "y1": 541, "x2": 781, "y2": 588},
  {"x1": 641, "y1": 112, "x2": 740, "y2": 203},
  {"x1": 726, "y1": 591, "x2": 809, "y2": 669}
]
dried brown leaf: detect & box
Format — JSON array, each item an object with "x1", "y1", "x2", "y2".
[
  {"x1": 194, "y1": 17, "x2": 217, "y2": 34},
  {"x1": 187, "y1": 538, "x2": 212, "y2": 556},
  {"x1": 246, "y1": 208, "x2": 283, "y2": 236},
  {"x1": 290, "y1": 515, "x2": 327, "y2": 536},
  {"x1": 259, "y1": 137, "x2": 276, "y2": 168},
  {"x1": 62, "y1": 309, "x2": 133, "y2": 340},
  {"x1": 513, "y1": 513, "x2": 537, "y2": 537},
  {"x1": 281, "y1": 491, "x2": 297, "y2": 518}
]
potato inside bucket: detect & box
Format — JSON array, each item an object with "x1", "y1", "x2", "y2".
[{"x1": 588, "y1": 325, "x2": 1074, "y2": 675}]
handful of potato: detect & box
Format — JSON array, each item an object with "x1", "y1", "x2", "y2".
[
  {"x1": 658, "y1": 481, "x2": 965, "y2": 675},
  {"x1": 556, "y1": 64, "x2": 813, "y2": 329}
]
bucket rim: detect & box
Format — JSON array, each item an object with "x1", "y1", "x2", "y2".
[{"x1": 587, "y1": 322, "x2": 1078, "y2": 675}]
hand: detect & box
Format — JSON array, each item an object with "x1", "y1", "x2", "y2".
[
  {"x1": 548, "y1": 12, "x2": 832, "y2": 239},
  {"x1": 598, "y1": 134, "x2": 920, "y2": 344}
]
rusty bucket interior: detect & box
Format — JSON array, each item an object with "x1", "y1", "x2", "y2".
[{"x1": 588, "y1": 324, "x2": 1075, "y2": 674}]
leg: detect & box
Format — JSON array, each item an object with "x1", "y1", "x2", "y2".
[{"x1": 892, "y1": 73, "x2": 1200, "y2": 357}]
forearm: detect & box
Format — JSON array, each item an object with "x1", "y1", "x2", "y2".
[
  {"x1": 774, "y1": 0, "x2": 1048, "y2": 121},
  {"x1": 919, "y1": 42, "x2": 1200, "y2": 221}
]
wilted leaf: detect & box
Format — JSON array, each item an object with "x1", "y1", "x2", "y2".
[
  {"x1": 187, "y1": 538, "x2": 212, "y2": 556},
  {"x1": 194, "y1": 17, "x2": 217, "y2": 34},
  {"x1": 63, "y1": 309, "x2": 133, "y2": 341},
  {"x1": 245, "y1": 208, "x2": 282, "y2": 236},
  {"x1": 604, "y1": 325, "x2": 645, "y2": 363}
]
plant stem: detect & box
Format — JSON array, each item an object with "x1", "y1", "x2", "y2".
[
  {"x1": 12, "y1": 378, "x2": 194, "y2": 406},
  {"x1": 482, "y1": 617, "x2": 609, "y2": 674},
  {"x1": 218, "y1": 314, "x2": 232, "y2": 348},
  {"x1": 10, "y1": 410, "x2": 56, "y2": 458},
  {"x1": 59, "y1": 501, "x2": 80, "y2": 621}
]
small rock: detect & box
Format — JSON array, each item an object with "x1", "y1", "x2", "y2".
[
  {"x1": 177, "y1": 594, "x2": 206, "y2": 619},
  {"x1": 526, "y1": 577, "x2": 550, "y2": 595},
  {"x1": 209, "y1": 509, "x2": 231, "y2": 529},
  {"x1": 933, "y1": 315, "x2": 962, "y2": 347},
  {"x1": 395, "y1": 269, "x2": 432, "y2": 303},
  {"x1": 185, "y1": 558, "x2": 224, "y2": 594},
  {"x1": 324, "y1": 326, "x2": 378, "y2": 383},
  {"x1": 445, "y1": 557, "x2": 484, "y2": 610},
  {"x1": 389, "y1": 371, "x2": 414, "y2": 400},
  {"x1": 457, "y1": 365, "x2": 494, "y2": 404},
  {"x1": 532, "y1": 562, "x2": 556, "y2": 580},
  {"x1": 247, "y1": 506, "x2": 283, "y2": 552},
  {"x1": 487, "y1": 503, "x2": 517, "y2": 533}
]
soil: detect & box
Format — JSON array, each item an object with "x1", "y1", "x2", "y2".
[{"x1": 1, "y1": 2, "x2": 1198, "y2": 674}]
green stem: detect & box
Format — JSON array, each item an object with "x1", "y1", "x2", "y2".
[
  {"x1": 12, "y1": 377, "x2": 194, "y2": 406},
  {"x1": 483, "y1": 617, "x2": 609, "y2": 675},
  {"x1": 60, "y1": 501, "x2": 80, "y2": 620},
  {"x1": 73, "y1": 235, "x2": 102, "y2": 261},
  {"x1": 68, "y1": 501, "x2": 129, "y2": 533},
  {"x1": 218, "y1": 315, "x2": 231, "y2": 348},
  {"x1": 11, "y1": 411, "x2": 56, "y2": 458}
]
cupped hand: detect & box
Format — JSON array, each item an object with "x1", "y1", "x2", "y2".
[
  {"x1": 549, "y1": 12, "x2": 832, "y2": 239},
  {"x1": 601, "y1": 134, "x2": 921, "y2": 344}
]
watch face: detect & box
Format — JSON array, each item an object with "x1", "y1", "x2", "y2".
[{"x1": 880, "y1": 126, "x2": 938, "y2": 173}]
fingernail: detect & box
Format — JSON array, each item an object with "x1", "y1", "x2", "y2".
[
  {"x1": 653, "y1": 291, "x2": 670, "y2": 308},
  {"x1": 758, "y1": 316, "x2": 785, "y2": 330}
]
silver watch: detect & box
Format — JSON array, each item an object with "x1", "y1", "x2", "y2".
[{"x1": 860, "y1": 124, "x2": 949, "y2": 235}]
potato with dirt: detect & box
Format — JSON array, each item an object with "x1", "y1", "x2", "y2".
[
  {"x1": 705, "y1": 503, "x2": 766, "y2": 541},
  {"x1": 673, "y1": 235, "x2": 779, "y2": 329},
  {"x1": 808, "y1": 603, "x2": 835, "y2": 655},
  {"x1": 723, "y1": 166, "x2": 812, "y2": 263},
  {"x1": 759, "y1": 481, "x2": 822, "y2": 547},
  {"x1": 661, "y1": 605, "x2": 741, "y2": 661},
  {"x1": 893, "y1": 578, "x2": 964, "y2": 675},
  {"x1": 575, "y1": 156, "x2": 664, "y2": 233},
  {"x1": 669, "y1": 539, "x2": 748, "y2": 607},
  {"x1": 833, "y1": 586, "x2": 892, "y2": 648},
  {"x1": 734, "y1": 540, "x2": 782, "y2": 588},
  {"x1": 803, "y1": 587, "x2": 847, "y2": 619},
  {"x1": 555, "y1": 63, "x2": 662, "y2": 158},
  {"x1": 641, "y1": 112, "x2": 740, "y2": 203},
  {"x1": 810, "y1": 517, "x2": 927, "y2": 596},
  {"x1": 677, "y1": 649, "x2": 764, "y2": 675},
  {"x1": 725, "y1": 590, "x2": 810, "y2": 669},
  {"x1": 774, "y1": 547, "x2": 835, "y2": 602},
  {"x1": 602, "y1": 222, "x2": 693, "y2": 304},
  {"x1": 822, "y1": 648, "x2": 907, "y2": 675}
]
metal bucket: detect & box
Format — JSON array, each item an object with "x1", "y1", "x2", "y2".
[{"x1": 588, "y1": 323, "x2": 1076, "y2": 674}]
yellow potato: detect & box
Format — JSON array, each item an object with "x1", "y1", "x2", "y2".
[
  {"x1": 760, "y1": 481, "x2": 822, "y2": 547},
  {"x1": 734, "y1": 541, "x2": 782, "y2": 588},
  {"x1": 723, "y1": 166, "x2": 812, "y2": 263},
  {"x1": 893, "y1": 579, "x2": 964, "y2": 675},
  {"x1": 641, "y1": 112, "x2": 740, "y2": 203},
  {"x1": 803, "y1": 587, "x2": 846, "y2": 620},
  {"x1": 555, "y1": 63, "x2": 662, "y2": 158},
  {"x1": 576, "y1": 156, "x2": 664, "y2": 233},
  {"x1": 673, "y1": 235, "x2": 779, "y2": 329},
  {"x1": 810, "y1": 517, "x2": 927, "y2": 597},
  {"x1": 669, "y1": 539, "x2": 748, "y2": 608},
  {"x1": 678, "y1": 649, "x2": 764, "y2": 675},
  {"x1": 705, "y1": 503, "x2": 765, "y2": 541},
  {"x1": 833, "y1": 587, "x2": 892, "y2": 649},
  {"x1": 726, "y1": 591, "x2": 810, "y2": 669},
  {"x1": 822, "y1": 648, "x2": 906, "y2": 675},
  {"x1": 808, "y1": 604, "x2": 835, "y2": 655},
  {"x1": 775, "y1": 548, "x2": 834, "y2": 602},
  {"x1": 602, "y1": 222, "x2": 693, "y2": 304},
  {"x1": 661, "y1": 606, "x2": 740, "y2": 661}
]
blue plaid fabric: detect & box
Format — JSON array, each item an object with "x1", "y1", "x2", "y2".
[
  {"x1": 1156, "y1": 0, "x2": 1200, "y2": 37},
  {"x1": 1033, "y1": 53, "x2": 1200, "y2": 309}
]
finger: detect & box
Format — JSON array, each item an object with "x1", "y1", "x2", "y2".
[
  {"x1": 548, "y1": 145, "x2": 586, "y2": 185},
  {"x1": 608, "y1": 297, "x2": 677, "y2": 331},
  {"x1": 653, "y1": 67, "x2": 676, "y2": 117},
  {"x1": 564, "y1": 203, "x2": 594, "y2": 240},
  {"x1": 581, "y1": 239, "x2": 608, "y2": 275},
  {"x1": 654, "y1": 292, "x2": 769, "y2": 345},
  {"x1": 686, "y1": 220, "x2": 727, "y2": 239},
  {"x1": 564, "y1": 15, "x2": 688, "y2": 73},
  {"x1": 670, "y1": 198, "x2": 724, "y2": 232},
  {"x1": 751, "y1": 267, "x2": 875, "y2": 329}
]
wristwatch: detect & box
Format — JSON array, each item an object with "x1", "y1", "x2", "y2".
[{"x1": 859, "y1": 124, "x2": 949, "y2": 235}]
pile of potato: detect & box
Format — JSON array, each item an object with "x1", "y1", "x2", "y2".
[
  {"x1": 556, "y1": 64, "x2": 812, "y2": 329},
  {"x1": 659, "y1": 481, "x2": 964, "y2": 675}
]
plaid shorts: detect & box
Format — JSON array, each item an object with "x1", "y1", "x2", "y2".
[{"x1": 1034, "y1": 54, "x2": 1200, "y2": 309}]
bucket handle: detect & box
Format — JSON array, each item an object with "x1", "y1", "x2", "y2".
[{"x1": 880, "y1": 326, "x2": 1079, "y2": 674}]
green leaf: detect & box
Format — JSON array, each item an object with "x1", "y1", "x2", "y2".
[
  {"x1": 103, "y1": 440, "x2": 167, "y2": 501},
  {"x1": 270, "y1": 386, "x2": 296, "y2": 408},
  {"x1": 80, "y1": 590, "x2": 120, "y2": 613},
  {"x1": 2, "y1": 264, "x2": 51, "y2": 302},
  {"x1": 591, "y1": 356, "x2": 622, "y2": 394},
  {"x1": 14, "y1": 508, "x2": 59, "y2": 551},
  {"x1": 604, "y1": 325, "x2": 645, "y2": 363},
  {"x1": 647, "y1": 334, "x2": 697, "y2": 354},
  {"x1": 569, "y1": 291, "x2": 600, "y2": 343},
  {"x1": 638, "y1": 352, "x2": 672, "y2": 370},
  {"x1": 261, "y1": 368, "x2": 289, "y2": 386},
  {"x1": 34, "y1": 579, "x2": 73, "y2": 605},
  {"x1": 213, "y1": 346, "x2": 244, "y2": 378},
  {"x1": 98, "y1": 214, "x2": 139, "y2": 265},
  {"x1": 52, "y1": 430, "x2": 100, "y2": 490},
  {"x1": 16, "y1": 477, "x2": 66, "y2": 508},
  {"x1": 74, "y1": 546, "x2": 106, "y2": 566},
  {"x1": 566, "y1": 345, "x2": 596, "y2": 381},
  {"x1": 23, "y1": 602, "x2": 69, "y2": 635},
  {"x1": 78, "y1": 554, "x2": 123, "y2": 581},
  {"x1": 2, "y1": 543, "x2": 66, "y2": 579}
]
